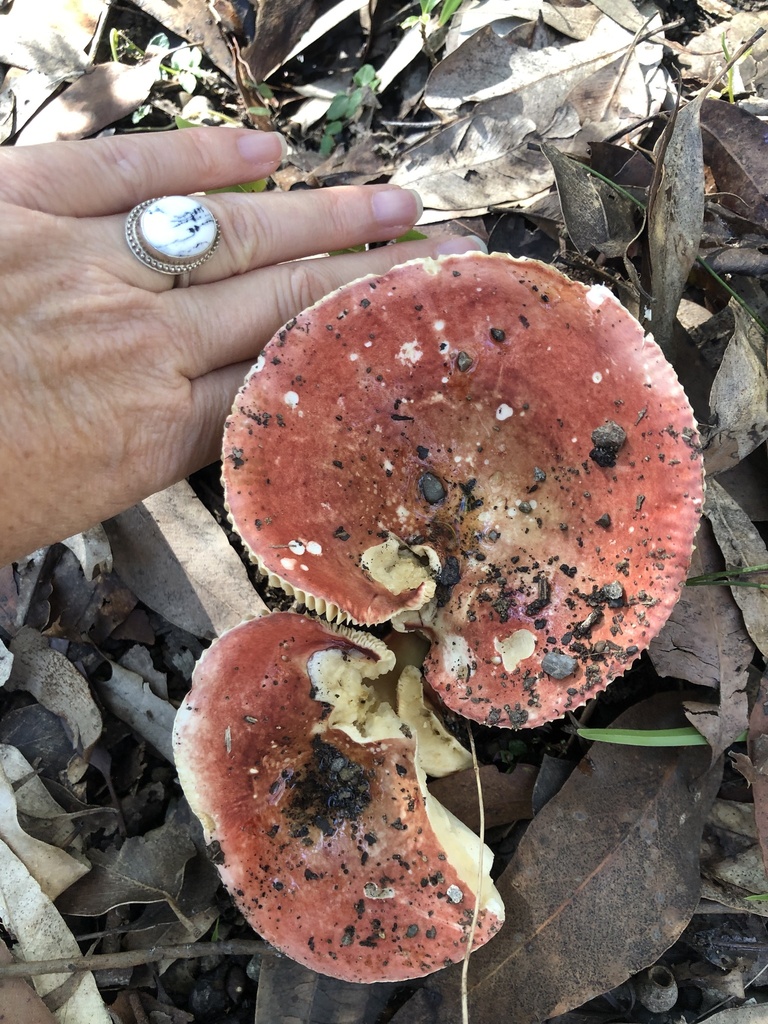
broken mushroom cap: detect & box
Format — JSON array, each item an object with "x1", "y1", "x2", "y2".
[
  {"x1": 172, "y1": 612, "x2": 504, "y2": 983},
  {"x1": 223, "y1": 253, "x2": 704, "y2": 728}
]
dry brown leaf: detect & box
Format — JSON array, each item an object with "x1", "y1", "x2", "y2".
[
  {"x1": 542, "y1": 142, "x2": 643, "y2": 258},
  {"x1": 130, "y1": 0, "x2": 235, "y2": 78},
  {"x1": 254, "y1": 956, "x2": 395, "y2": 1024},
  {"x1": 702, "y1": 98, "x2": 768, "y2": 230},
  {"x1": 705, "y1": 478, "x2": 768, "y2": 658},
  {"x1": 390, "y1": 693, "x2": 721, "y2": 1024},
  {"x1": 104, "y1": 480, "x2": 267, "y2": 640},
  {"x1": 428, "y1": 763, "x2": 535, "y2": 833},
  {"x1": 650, "y1": 519, "x2": 753, "y2": 692},
  {"x1": 704, "y1": 302, "x2": 768, "y2": 475},
  {"x1": 16, "y1": 57, "x2": 162, "y2": 145},
  {"x1": 56, "y1": 823, "x2": 197, "y2": 921},
  {"x1": 647, "y1": 91, "x2": 706, "y2": 355},
  {"x1": 744, "y1": 670, "x2": 768, "y2": 879},
  {"x1": 7, "y1": 626, "x2": 103, "y2": 756},
  {"x1": 239, "y1": 0, "x2": 318, "y2": 83}
]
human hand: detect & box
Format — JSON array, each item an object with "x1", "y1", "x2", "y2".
[{"x1": 0, "y1": 128, "x2": 485, "y2": 566}]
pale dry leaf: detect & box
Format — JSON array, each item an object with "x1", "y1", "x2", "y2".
[
  {"x1": 104, "y1": 479, "x2": 267, "y2": 640},
  {"x1": 702, "y1": 799, "x2": 768, "y2": 896},
  {"x1": 60, "y1": 524, "x2": 112, "y2": 581},
  {"x1": 0, "y1": 0, "x2": 104, "y2": 75},
  {"x1": 118, "y1": 643, "x2": 169, "y2": 700},
  {"x1": 390, "y1": 106, "x2": 555, "y2": 212},
  {"x1": 0, "y1": 838, "x2": 110, "y2": 1020},
  {"x1": 94, "y1": 660, "x2": 176, "y2": 764},
  {"x1": 647, "y1": 91, "x2": 706, "y2": 355},
  {"x1": 7, "y1": 626, "x2": 102, "y2": 755},
  {"x1": 16, "y1": 57, "x2": 163, "y2": 145},
  {"x1": 704, "y1": 302, "x2": 768, "y2": 476},
  {"x1": 700, "y1": 1008, "x2": 768, "y2": 1024},
  {"x1": 446, "y1": 0, "x2": 604, "y2": 51},
  {"x1": 0, "y1": 762, "x2": 89, "y2": 900},
  {"x1": 426, "y1": 15, "x2": 642, "y2": 117},
  {"x1": 0, "y1": 638, "x2": 12, "y2": 687},
  {"x1": 705, "y1": 478, "x2": 768, "y2": 658}
]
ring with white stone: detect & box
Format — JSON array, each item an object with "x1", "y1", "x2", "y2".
[{"x1": 125, "y1": 195, "x2": 220, "y2": 288}]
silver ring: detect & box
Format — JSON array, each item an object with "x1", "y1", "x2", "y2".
[{"x1": 125, "y1": 195, "x2": 220, "y2": 288}]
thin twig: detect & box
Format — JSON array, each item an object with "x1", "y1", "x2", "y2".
[
  {"x1": 461, "y1": 725, "x2": 485, "y2": 1024},
  {"x1": 0, "y1": 939, "x2": 271, "y2": 979}
]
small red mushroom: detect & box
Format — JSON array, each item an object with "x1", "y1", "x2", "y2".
[
  {"x1": 172, "y1": 612, "x2": 503, "y2": 982},
  {"x1": 222, "y1": 253, "x2": 703, "y2": 728}
]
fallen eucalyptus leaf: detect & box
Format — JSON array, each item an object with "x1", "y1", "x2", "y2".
[
  {"x1": 705, "y1": 479, "x2": 768, "y2": 659},
  {"x1": 390, "y1": 693, "x2": 721, "y2": 1024}
]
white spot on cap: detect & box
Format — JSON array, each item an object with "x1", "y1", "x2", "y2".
[
  {"x1": 496, "y1": 404, "x2": 514, "y2": 421},
  {"x1": 349, "y1": 352, "x2": 359, "y2": 361},
  {"x1": 494, "y1": 630, "x2": 536, "y2": 672},
  {"x1": 288, "y1": 540, "x2": 305, "y2": 555},
  {"x1": 592, "y1": 371, "x2": 603, "y2": 383},
  {"x1": 383, "y1": 459, "x2": 394, "y2": 474},
  {"x1": 586, "y1": 284, "x2": 613, "y2": 309},
  {"x1": 280, "y1": 557, "x2": 296, "y2": 571},
  {"x1": 306, "y1": 541, "x2": 322, "y2": 555},
  {"x1": 446, "y1": 884, "x2": 463, "y2": 903},
  {"x1": 397, "y1": 340, "x2": 423, "y2": 365},
  {"x1": 284, "y1": 391, "x2": 299, "y2": 408},
  {"x1": 252, "y1": 353, "x2": 265, "y2": 374},
  {"x1": 434, "y1": 320, "x2": 445, "y2": 331},
  {"x1": 441, "y1": 634, "x2": 472, "y2": 682}
]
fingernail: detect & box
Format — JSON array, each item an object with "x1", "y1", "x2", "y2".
[
  {"x1": 435, "y1": 235, "x2": 488, "y2": 256},
  {"x1": 371, "y1": 187, "x2": 422, "y2": 227},
  {"x1": 237, "y1": 131, "x2": 287, "y2": 165}
]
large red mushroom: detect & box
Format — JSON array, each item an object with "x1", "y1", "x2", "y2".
[
  {"x1": 172, "y1": 612, "x2": 503, "y2": 982},
  {"x1": 222, "y1": 253, "x2": 703, "y2": 728}
]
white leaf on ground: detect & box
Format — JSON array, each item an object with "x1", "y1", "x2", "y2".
[
  {"x1": 0, "y1": 639, "x2": 12, "y2": 687},
  {"x1": 94, "y1": 661, "x2": 175, "y2": 764},
  {"x1": 0, "y1": 761, "x2": 89, "y2": 900},
  {"x1": 104, "y1": 479, "x2": 267, "y2": 640},
  {"x1": 60, "y1": 524, "x2": 112, "y2": 580},
  {"x1": 7, "y1": 627, "x2": 102, "y2": 755},
  {"x1": 706, "y1": 479, "x2": 768, "y2": 659},
  {"x1": 118, "y1": 643, "x2": 169, "y2": 700},
  {"x1": 0, "y1": 837, "x2": 111, "y2": 1020}
]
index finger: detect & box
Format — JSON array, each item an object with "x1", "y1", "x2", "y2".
[{"x1": 0, "y1": 128, "x2": 287, "y2": 217}]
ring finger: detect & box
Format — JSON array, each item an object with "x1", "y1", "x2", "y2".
[{"x1": 95, "y1": 183, "x2": 424, "y2": 291}]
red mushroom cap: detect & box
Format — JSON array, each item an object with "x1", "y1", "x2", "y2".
[
  {"x1": 172, "y1": 612, "x2": 504, "y2": 982},
  {"x1": 223, "y1": 254, "x2": 703, "y2": 727}
]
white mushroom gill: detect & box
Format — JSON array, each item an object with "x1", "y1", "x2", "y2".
[{"x1": 360, "y1": 536, "x2": 439, "y2": 600}]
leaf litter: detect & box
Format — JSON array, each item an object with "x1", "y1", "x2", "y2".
[{"x1": 2, "y1": 1, "x2": 768, "y2": 1022}]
